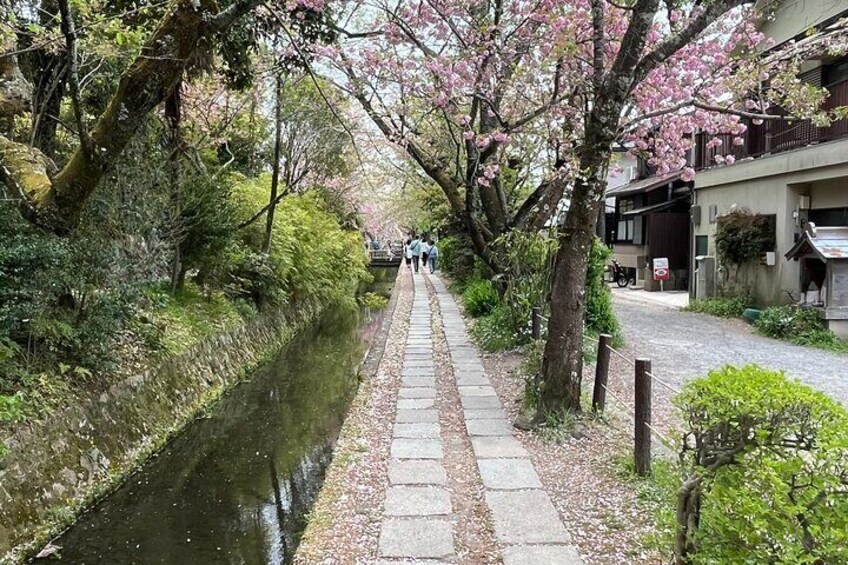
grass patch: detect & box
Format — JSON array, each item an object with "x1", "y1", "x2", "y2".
[
  {"x1": 149, "y1": 283, "x2": 248, "y2": 354},
  {"x1": 682, "y1": 296, "x2": 750, "y2": 318},
  {"x1": 613, "y1": 454, "x2": 678, "y2": 554}
]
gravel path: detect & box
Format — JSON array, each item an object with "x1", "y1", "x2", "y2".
[{"x1": 614, "y1": 296, "x2": 848, "y2": 404}]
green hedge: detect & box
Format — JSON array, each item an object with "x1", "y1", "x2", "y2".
[{"x1": 658, "y1": 365, "x2": 848, "y2": 564}]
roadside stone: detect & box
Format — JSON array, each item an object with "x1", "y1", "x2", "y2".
[
  {"x1": 396, "y1": 409, "x2": 438, "y2": 423},
  {"x1": 502, "y1": 545, "x2": 584, "y2": 565},
  {"x1": 391, "y1": 438, "x2": 444, "y2": 459},
  {"x1": 463, "y1": 408, "x2": 506, "y2": 420},
  {"x1": 378, "y1": 518, "x2": 454, "y2": 559},
  {"x1": 477, "y1": 459, "x2": 543, "y2": 490},
  {"x1": 389, "y1": 460, "x2": 447, "y2": 485},
  {"x1": 402, "y1": 376, "x2": 437, "y2": 388},
  {"x1": 470, "y1": 437, "x2": 529, "y2": 458},
  {"x1": 457, "y1": 385, "x2": 497, "y2": 397},
  {"x1": 455, "y1": 374, "x2": 490, "y2": 386},
  {"x1": 466, "y1": 419, "x2": 514, "y2": 437},
  {"x1": 397, "y1": 398, "x2": 435, "y2": 410},
  {"x1": 460, "y1": 396, "x2": 504, "y2": 410},
  {"x1": 403, "y1": 368, "x2": 436, "y2": 377},
  {"x1": 384, "y1": 486, "x2": 452, "y2": 516},
  {"x1": 393, "y1": 423, "x2": 440, "y2": 439},
  {"x1": 399, "y1": 388, "x2": 438, "y2": 400},
  {"x1": 485, "y1": 490, "x2": 571, "y2": 544}
]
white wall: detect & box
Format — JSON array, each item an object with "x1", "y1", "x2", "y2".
[{"x1": 757, "y1": 0, "x2": 847, "y2": 47}]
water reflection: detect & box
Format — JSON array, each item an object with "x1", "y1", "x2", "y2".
[{"x1": 35, "y1": 295, "x2": 387, "y2": 565}]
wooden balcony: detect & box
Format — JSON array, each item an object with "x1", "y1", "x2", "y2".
[{"x1": 694, "y1": 79, "x2": 848, "y2": 170}]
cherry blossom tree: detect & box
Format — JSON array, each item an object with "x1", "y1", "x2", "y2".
[{"x1": 322, "y1": 0, "x2": 848, "y2": 415}]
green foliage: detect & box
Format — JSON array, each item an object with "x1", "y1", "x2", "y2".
[
  {"x1": 715, "y1": 210, "x2": 776, "y2": 265},
  {"x1": 518, "y1": 339, "x2": 546, "y2": 409},
  {"x1": 660, "y1": 365, "x2": 848, "y2": 564},
  {"x1": 470, "y1": 305, "x2": 524, "y2": 352},
  {"x1": 0, "y1": 393, "x2": 24, "y2": 423},
  {"x1": 359, "y1": 292, "x2": 389, "y2": 311},
  {"x1": 229, "y1": 175, "x2": 368, "y2": 308},
  {"x1": 492, "y1": 230, "x2": 558, "y2": 333},
  {"x1": 148, "y1": 283, "x2": 246, "y2": 354},
  {"x1": 683, "y1": 296, "x2": 751, "y2": 318},
  {"x1": 177, "y1": 172, "x2": 241, "y2": 281},
  {"x1": 438, "y1": 235, "x2": 478, "y2": 284},
  {"x1": 755, "y1": 305, "x2": 848, "y2": 352},
  {"x1": 585, "y1": 239, "x2": 620, "y2": 337},
  {"x1": 462, "y1": 279, "x2": 500, "y2": 317}
]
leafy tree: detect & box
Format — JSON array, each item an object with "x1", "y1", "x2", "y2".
[{"x1": 322, "y1": 0, "x2": 846, "y2": 415}]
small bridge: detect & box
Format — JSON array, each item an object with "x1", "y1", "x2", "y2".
[{"x1": 369, "y1": 243, "x2": 403, "y2": 267}]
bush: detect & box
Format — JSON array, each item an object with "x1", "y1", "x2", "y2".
[
  {"x1": 470, "y1": 305, "x2": 524, "y2": 351},
  {"x1": 585, "y1": 238, "x2": 620, "y2": 337},
  {"x1": 359, "y1": 292, "x2": 389, "y2": 311},
  {"x1": 491, "y1": 230, "x2": 558, "y2": 333},
  {"x1": 439, "y1": 234, "x2": 478, "y2": 283},
  {"x1": 755, "y1": 305, "x2": 848, "y2": 352},
  {"x1": 662, "y1": 365, "x2": 848, "y2": 564},
  {"x1": 463, "y1": 279, "x2": 500, "y2": 317},
  {"x1": 683, "y1": 296, "x2": 750, "y2": 318}
]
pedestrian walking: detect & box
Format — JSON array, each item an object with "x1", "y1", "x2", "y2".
[
  {"x1": 404, "y1": 238, "x2": 412, "y2": 268},
  {"x1": 409, "y1": 234, "x2": 422, "y2": 273},
  {"x1": 427, "y1": 239, "x2": 439, "y2": 273},
  {"x1": 421, "y1": 238, "x2": 430, "y2": 269}
]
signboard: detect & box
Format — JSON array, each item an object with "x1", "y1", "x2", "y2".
[{"x1": 653, "y1": 257, "x2": 670, "y2": 282}]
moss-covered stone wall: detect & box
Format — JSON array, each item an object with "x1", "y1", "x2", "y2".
[{"x1": 0, "y1": 299, "x2": 323, "y2": 564}]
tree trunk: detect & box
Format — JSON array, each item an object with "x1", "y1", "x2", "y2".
[
  {"x1": 24, "y1": 0, "x2": 66, "y2": 160},
  {"x1": 537, "y1": 135, "x2": 612, "y2": 416},
  {"x1": 263, "y1": 75, "x2": 284, "y2": 254},
  {"x1": 675, "y1": 475, "x2": 703, "y2": 565},
  {"x1": 0, "y1": 0, "x2": 223, "y2": 234},
  {"x1": 165, "y1": 83, "x2": 184, "y2": 291}
]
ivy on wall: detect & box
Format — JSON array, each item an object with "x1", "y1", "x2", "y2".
[{"x1": 715, "y1": 210, "x2": 776, "y2": 265}]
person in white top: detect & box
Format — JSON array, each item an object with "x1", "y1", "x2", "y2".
[
  {"x1": 404, "y1": 238, "x2": 413, "y2": 268},
  {"x1": 421, "y1": 239, "x2": 431, "y2": 271}
]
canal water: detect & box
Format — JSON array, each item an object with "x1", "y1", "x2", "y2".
[{"x1": 34, "y1": 268, "x2": 397, "y2": 564}]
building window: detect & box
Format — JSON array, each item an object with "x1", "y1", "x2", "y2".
[
  {"x1": 695, "y1": 235, "x2": 709, "y2": 257},
  {"x1": 825, "y1": 57, "x2": 848, "y2": 87},
  {"x1": 617, "y1": 198, "x2": 635, "y2": 242}
]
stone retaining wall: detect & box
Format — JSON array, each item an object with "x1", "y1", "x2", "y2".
[{"x1": 0, "y1": 299, "x2": 323, "y2": 564}]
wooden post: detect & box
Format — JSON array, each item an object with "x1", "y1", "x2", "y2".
[
  {"x1": 592, "y1": 334, "x2": 612, "y2": 413},
  {"x1": 531, "y1": 307, "x2": 541, "y2": 340},
  {"x1": 634, "y1": 358, "x2": 652, "y2": 477}
]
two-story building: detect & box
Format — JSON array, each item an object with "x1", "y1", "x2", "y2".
[
  {"x1": 604, "y1": 151, "x2": 693, "y2": 291},
  {"x1": 691, "y1": 0, "x2": 848, "y2": 336}
]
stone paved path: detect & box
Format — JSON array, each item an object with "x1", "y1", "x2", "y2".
[{"x1": 376, "y1": 270, "x2": 583, "y2": 564}]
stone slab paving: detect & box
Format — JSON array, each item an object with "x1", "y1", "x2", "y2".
[
  {"x1": 377, "y1": 271, "x2": 455, "y2": 562},
  {"x1": 429, "y1": 273, "x2": 585, "y2": 565},
  {"x1": 389, "y1": 460, "x2": 448, "y2": 485}
]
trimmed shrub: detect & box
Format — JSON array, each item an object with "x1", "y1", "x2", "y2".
[
  {"x1": 462, "y1": 279, "x2": 499, "y2": 317},
  {"x1": 661, "y1": 365, "x2": 848, "y2": 564}
]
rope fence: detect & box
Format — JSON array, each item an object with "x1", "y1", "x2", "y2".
[{"x1": 529, "y1": 306, "x2": 683, "y2": 476}]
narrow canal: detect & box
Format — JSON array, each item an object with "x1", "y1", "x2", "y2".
[{"x1": 34, "y1": 268, "x2": 397, "y2": 564}]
